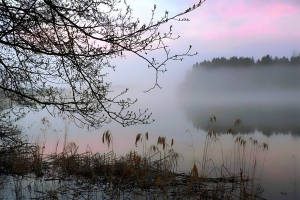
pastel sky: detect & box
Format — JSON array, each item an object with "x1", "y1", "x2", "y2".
[
  {"x1": 105, "y1": 0, "x2": 300, "y2": 88},
  {"x1": 128, "y1": 0, "x2": 300, "y2": 61}
]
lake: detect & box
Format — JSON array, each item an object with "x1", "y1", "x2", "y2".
[{"x1": 14, "y1": 64, "x2": 300, "y2": 199}]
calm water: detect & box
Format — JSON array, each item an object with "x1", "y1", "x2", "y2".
[{"x1": 16, "y1": 64, "x2": 300, "y2": 200}]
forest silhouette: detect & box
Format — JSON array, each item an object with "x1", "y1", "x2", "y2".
[{"x1": 194, "y1": 54, "x2": 300, "y2": 67}]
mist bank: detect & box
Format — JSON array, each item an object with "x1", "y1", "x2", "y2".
[{"x1": 178, "y1": 64, "x2": 300, "y2": 136}]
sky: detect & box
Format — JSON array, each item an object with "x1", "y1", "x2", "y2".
[
  {"x1": 105, "y1": 0, "x2": 300, "y2": 89},
  {"x1": 128, "y1": 0, "x2": 300, "y2": 61}
]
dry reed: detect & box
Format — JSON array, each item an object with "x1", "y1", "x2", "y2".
[{"x1": 0, "y1": 117, "x2": 269, "y2": 200}]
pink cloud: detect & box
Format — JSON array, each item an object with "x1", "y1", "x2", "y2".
[
  {"x1": 215, "y1": 1, "x2": 297, "y2": 19},
  {"x1": 184, "y1": 1, "x2": 300, "y2": 42}
]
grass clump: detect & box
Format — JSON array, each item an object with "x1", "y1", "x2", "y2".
[{"x1": 0, "y1": 117, "x2": 268, "y2": 199}]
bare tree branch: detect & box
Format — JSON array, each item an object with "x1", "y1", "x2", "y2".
[{"x1": 0, "y1": 0, "x2": 205, "y2": 129}]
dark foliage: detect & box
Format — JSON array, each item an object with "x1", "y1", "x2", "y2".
[{"x1": 195, "y1": 54, "x2": 300, "y2": 68}]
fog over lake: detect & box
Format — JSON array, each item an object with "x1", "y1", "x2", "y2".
[{"x1": 178, "y1": 65, "x2": 300, "y2": 136}]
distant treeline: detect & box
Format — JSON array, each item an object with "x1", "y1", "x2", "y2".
[{"x1": 194, "y1": 54, "x2": 300, "y2": 67}]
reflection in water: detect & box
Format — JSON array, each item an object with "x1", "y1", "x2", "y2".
[
  {"x1": 184, "y1": 103, "x2": 300, "y2": 136},
  {"x1": 178, "y1": 65, "x2": 300, "y2": 136}
]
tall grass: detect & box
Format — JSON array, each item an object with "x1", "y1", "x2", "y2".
[{"x1": 0, "y1": 116, "x2": 269, "y2": 199}]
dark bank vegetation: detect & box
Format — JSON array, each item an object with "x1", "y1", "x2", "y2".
[
  {"x1": 194, "y1": 54, "x2": 300, "y2": 68},
  {"x1": 0, "y1": 116, "x2": 268, "y2": 199}
]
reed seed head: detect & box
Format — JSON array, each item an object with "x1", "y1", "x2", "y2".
[
  {"x1": 135, "y1": 133, "x2": 142, "y2": 147},
  {"x1": 157, "y1": 136, "x2": 166, "y2": 146},
  {"x1": 145, "y1": 132, "x2": 148, "y2": 140},
  {"x1": 262, "y1": 143, "x2": 268, "y2": 150},
  {"x1": 227, "y1": 128, "x2": 235, "y2": 135},
  {"x1": 235, "y1": 136, "x2": 242, "y2": 143},
  {"x1": 149, "y1": 145, "x2": 158, "y2": 154},
  {"x1": 102, "y1": 130, "x2": 112, "y2": 148},
  {"x1": 209, "y1": 115, "x2": 216, "y2": 123},
  {"x1": 235, "y1": 119, "x2": 242, "y2": 126}
]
